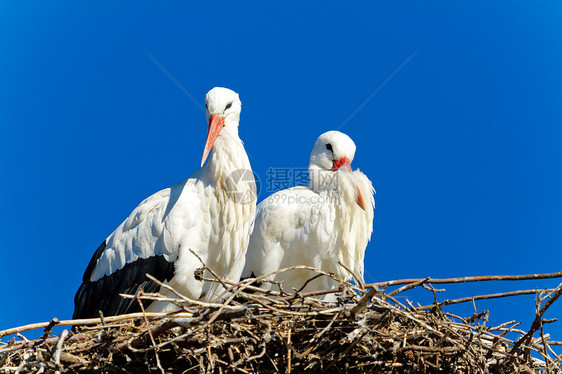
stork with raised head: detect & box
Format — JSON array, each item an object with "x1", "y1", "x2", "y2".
[
  {"x1": 242, "y1": 131, "x2": 374, "y2": 299},
  {"x1": 73, "y1": 87, "x2": 256, "y2": 318}
]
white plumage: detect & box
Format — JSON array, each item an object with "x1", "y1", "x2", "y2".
[
  {"x1": 74, "y1": 87, "x2": 256, "y2": 318},
  {"x1": 242, "y1": 131, "x2": 374, "y2": 299}
]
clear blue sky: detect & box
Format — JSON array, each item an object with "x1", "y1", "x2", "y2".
[{"x1": 1, "y1": 1, "x2": 561, "y2": 344}]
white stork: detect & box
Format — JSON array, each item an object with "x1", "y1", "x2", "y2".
[
  {"x1": 242, "y1": 131, "x2": 374, "y2": 299},
  {"x1": 73, "y1": 87, "x2": 256, "y2": 318}
]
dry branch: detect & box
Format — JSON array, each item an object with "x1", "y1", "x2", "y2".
[
  {"x1": 368, "y1": 271, "x2": 562, "y2": 287},
  {"x1": 511, "y1": 281, "x2": 562, "y2": 355}
]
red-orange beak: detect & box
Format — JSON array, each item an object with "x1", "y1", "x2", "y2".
[
  {"x1": 331, "y1": 157, "x2": 350, "y2": 171},
  {"x1": 332, "y1": 157, "x2": 365, "y2": 210},
  {"x1": 201, "y1": 114, "x2": 224, "y2": 167}
]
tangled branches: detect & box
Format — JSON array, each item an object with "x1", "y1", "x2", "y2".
[{"x1": 1, "y1": 268, "x2": 562, "y2": 373}]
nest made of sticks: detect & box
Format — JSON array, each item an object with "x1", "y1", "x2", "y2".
[{"x1": 2, "y1": 267, "x2": 562, "y2": 373}]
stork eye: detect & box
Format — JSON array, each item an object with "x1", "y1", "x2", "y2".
[
  {"x1": 326, "y1": 143, "x2": 333, "y2": 152},
  {"x1": 205, "y1": 103, "x2": 208, "y2": 110},
  {"x1": 225, "y1": 102, "x2": 233, "y2": 111}
]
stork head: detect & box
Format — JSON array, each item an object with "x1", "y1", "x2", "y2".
[
  {"x1": 310, "y1": 131, "x2": 356, "y2": 172},
  {"x1": 309, "y1": 131, "x2": 366, "y2": 210},
  {"x1": 201, "y1": 87, "x2": 242, "y2": 167}
]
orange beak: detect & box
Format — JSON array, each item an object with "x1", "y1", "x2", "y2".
[
  {"x1": 201, "y1": 114, "x2": 224, "y2": 167},
  {"x1": 331, "y1": 157, "x2": 350, "y2": 171},
  {"x1": 332, "y1": 157, "x2": 365, "y2": 211}
]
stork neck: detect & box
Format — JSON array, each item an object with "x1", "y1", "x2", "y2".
[
  {"x1": 308, "y1": 165, "x2": 338, "y2": 193},
  {"x1": 308, "y1": 165, "x2": 360, "y2": 212},
  {"x1": 205, "y1": 124, "x2": 251, "y2": 181}
]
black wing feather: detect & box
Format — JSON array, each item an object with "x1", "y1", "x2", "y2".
[
  {"x1": 73, "y1": 242, "x2": 175, "y2": 319},
  {"x1": 82, "y1": 241, "x2": 107, "y2": 282}
]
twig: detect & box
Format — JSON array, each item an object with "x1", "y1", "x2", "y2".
[
  {"x1": 267, "y1": 269, "x2": 562, "y2": 301},
  {"x1": 40, "y1": 318, "x2": 60, "y2": 340},
  {"x1": 253, "y1": 265, "x2": 359, "y2": 298},
  {"x1": 286, "y1": 327, "x2": 292, "y2": 374},
  {"x1": 143, "y1": 274, "x2": 238, "y2": 309},
  {"x1": 294, "y1": 274, "x2": 325, "y2": 294},
  {"x1": 388, "y1": 278, "x2": 429, "y2": 297},
  {"x1": 136, "y1": 289, "x2": 165, "y2": 374},
  {"x1": 350, "y1": 287, "x2": 380, "y2": 316},
  {"x1": 367, "y1": 271, "x2": 562, "y2": 288},
  {"x1": 338, "y1": 260, "x2": 364, "y2": 291},
  {"x1": 511, "y1": 281, "x2": 562, "y2": 355},
  {"x1": 53, "y1": 329, "x2": 68, "y2": 371},
  {"x1": 214, "y1": 358, "x2": 250, "y2": 373},
  {"x1": 188, "y1": 248, "x2": 231, "y2": 294},
  {"x1": 0, "y1": 312, "x2": 192, "y2": 338},
  {"x1": 416, "y1": 289, "x2": 556, "y2": 311}
]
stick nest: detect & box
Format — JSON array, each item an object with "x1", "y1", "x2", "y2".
[{"x1": 2, "y1": 270, "x2": 562, "y2": 373}]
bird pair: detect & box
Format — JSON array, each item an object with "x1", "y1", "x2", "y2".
[{"x1": 73, "y1": 87, "x2": 375, "y2": 318}]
